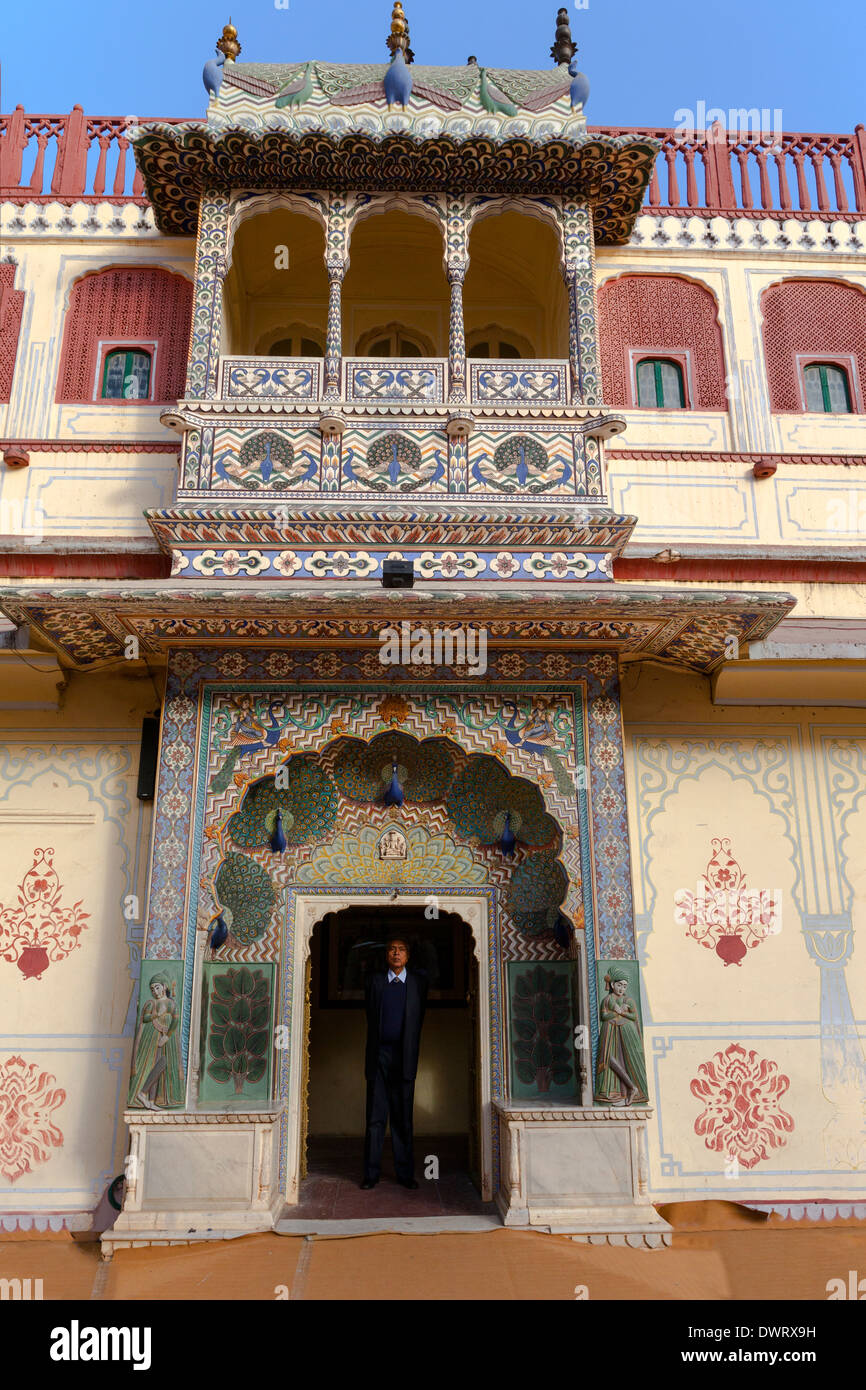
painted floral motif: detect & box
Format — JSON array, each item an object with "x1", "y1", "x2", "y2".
[
  {"x1": 674, "y1": 838, "x2": 780, "y2": 966},
  {"x1": 273, "y1": 551, "x2": 302, "y2": 576},
  {"x1": 691, "y1": 1043, "x2": 794, "y2": 1169},
  {"x1": 191, "y1": 549, "x2": 272, "y2": 577},
  {"x1": 491, "y1": 552, "x2": 520, "y2": 578},
  {"x1": 494, "y1": 653, "x2": 525, "y2": 677},
  {"x1": 304, "y1": 549, "x2": 378, "y2": 578},
  {"x1": 526, "y1": 551, "x2": 594, "y2": 579},
  {"x1": 379, "y1": 695, "x2": 410, "y2": 725},
  {"x1": 0, "y1": 849, "x2": 90, "y2": 980},
  {"x1": 0, "y1": 1055, "x2": 66, "y2": 1180},
  {"x1": 415, "y1": 550, "x2": 485, "y2": 579}
]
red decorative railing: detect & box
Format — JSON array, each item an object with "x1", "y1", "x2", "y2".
[
  {"x1": 0, "y1": 107, "x2": 193, "y2": 201},
  {"x1": 2, "y1": 106, "x2": 865, "y2": 217},
  {"x1": 591, "y1": 122, "x2": 866, "y2": 218}
]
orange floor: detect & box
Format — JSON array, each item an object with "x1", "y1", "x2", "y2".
[{"x1": 1, "y1": 1204, "x2": 865, "y2": 1300}]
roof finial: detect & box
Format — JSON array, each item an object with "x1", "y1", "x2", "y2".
[
  {"x1": 387, "y1": 3, "x2": 415, "y2": 65},
  {"x1": 216, "y1": 18, "x2": 241, "y2": 65},
  {"x1": 550, "y1": 7, "x2": 576, "y2": 65}
]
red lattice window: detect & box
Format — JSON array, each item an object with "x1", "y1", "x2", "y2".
[
  {"x1": 55, "y1": 267, "x2": 193, "y2": 404},
  {"x1": 598, "y1": 274, "x2": 728, "y2": 410},
  {"x1": 0, "y1": 263, "x2": 25, "y2": 403},
  {"x1": 762, "y1": 279, "x2": 866, "y2": 413}
]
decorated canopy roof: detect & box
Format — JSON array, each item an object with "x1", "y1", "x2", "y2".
[
  {"x1": 0, "y1": 579, "x2": 795, "y2": 675},
  {"x1": 131, "y1": 13, "x2": 658, "y2": 242}
]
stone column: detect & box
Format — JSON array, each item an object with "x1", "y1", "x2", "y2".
[
  {"x1": 447, "y1": 260, "x2": 468, "y2": 404},
  {"x1": 323, "y1": 255, "x2": 347, "y2": 400},
  {"x1": 185, "y1": 189, "x2": 230, "y2": 400},
  {"x1": 559, "y1": 201, "x2": 603, "y2": 407}
]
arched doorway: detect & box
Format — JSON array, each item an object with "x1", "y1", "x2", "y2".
[
  {"x1": 282, "y1": 888, "x2": 495, "y2": 1210},
  {"x1": 299, "y1": 905, "x2": 485, "y2": 1215}
]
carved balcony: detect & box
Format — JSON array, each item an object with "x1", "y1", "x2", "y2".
[{"x1": 216, "y1": 355, "x2": 576, "y2": 408}]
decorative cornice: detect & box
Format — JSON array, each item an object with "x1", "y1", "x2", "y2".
[
  {"x1": 0, "y1": 579, "x2": 795, "y2": 674},
  {"x1": 124, "y1": 1107, "x2": 284, "y2": 1125},
  {"x1": 0, "y1": 439, "x2": 179, "y2": 453},
  {"x1": 627, "y1": 211, "x2": 866, "y2": 256},
  {"x1": 607, "y1": 449, "x2": 866, "y2": 466},
  {"x1": 131, "y1": 123, "x2": 657, "y2": 244},
  {"x1": 494, "y1": 1101, "x2": 652, "y2": 1121},
  {"x1": 167, "y1": 399, "x2": 622, "y2": 425}
]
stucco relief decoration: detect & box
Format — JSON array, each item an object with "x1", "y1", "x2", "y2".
[
  {"x1": 674, "y1": 838, "x2": 780, "y2": 966},
  {"x1": 0, "y1": 849, "x2": 90, "y2": 980},
  {"x1": 0, "y1": 1056, "x2": 66, "y2": 1181},
  {"x1": 691, "y1": 1043, "x2": 794, "y2": 1169}
]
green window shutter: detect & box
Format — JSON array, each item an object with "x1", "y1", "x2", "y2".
[
  {"x1": 636, "y1": 358, "x2": 685, "y2": 408},
  {"x1": 102, "y1": 349, "x2": 151, "y2": 400},
  {"x1": 804, "y1": 363, "x2": 852, "y2": 413}
]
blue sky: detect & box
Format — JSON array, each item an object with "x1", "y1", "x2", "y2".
[{"x1": 1, "y1": 0, "x2": 863, "y2": 132}]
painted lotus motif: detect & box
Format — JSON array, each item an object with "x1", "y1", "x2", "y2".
[
  {"x1": 0, "y1": 849, "x2": 90, "y2": 979},
  {"x1": 691, "y1": 1042, "x2": 794, "y2": 1169},
  {"x1": 0, "y1": 1055, "x2": 66, "y2": 1181},
  {"x1": 675, "y1": 838, "x2": 781, "y2": 966}
]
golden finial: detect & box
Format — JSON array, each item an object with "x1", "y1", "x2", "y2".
[
  {"x1": 387, "y1": 3, "x2": 414, "y2": 62},
  {"x1": 216, "y1": 18, "x2": 241, "y2": 64}
]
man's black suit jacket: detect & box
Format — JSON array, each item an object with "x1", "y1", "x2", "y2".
[{"x1": 364, "y1": 969, "x2": 428, "y2": 1081}]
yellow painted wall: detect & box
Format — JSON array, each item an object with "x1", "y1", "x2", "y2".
[
  {"x1": 0, "y1": 669, "x2": 156, "y2": 1222},
  {"x1": 622, "y1": 663, "x2": 866, "y2": 1201}
]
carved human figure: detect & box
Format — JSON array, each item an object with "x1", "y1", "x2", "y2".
[
  {"x1": 594, "y1": 966, "x2": 648, "y2": 1104},
  {"x1": 129, "y1": 974, "x2": 184, "y2": 1109}
]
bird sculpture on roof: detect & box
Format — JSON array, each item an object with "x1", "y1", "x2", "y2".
[
  {"x1": 568, "y1": 55, "x2": 590, "y2": 112},
  {"x1": 384, "y1": 49, "x2": 413, "y2": 109},
  {"x1": 478, "y1": 68, "x2": 518, "y2": 118},
  {"x1": 202, "y1": 51, "x2": 226, "y2": 100},
  {"x1": 549, "y1": 7, "x2": 590, "y2": 110},
  {"x1": 275, "y1": 62, "x2": 314, "y2": 110},
  {"x1": 383, "y1": 2, "x2": 414, "y2": 109}
]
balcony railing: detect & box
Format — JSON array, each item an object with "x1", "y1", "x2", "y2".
[
  {"x1": 218, "y1": 356, "x2": 574, "y2": 406},
  {"x1": 2, "y1": 106, "x2": 865, "y2": 218},
  {"x1": 591, "y1": 123, "x2": 866, "y2": 219},
  {"x1": 0, "y1": 107, "x2": 192, "y2": 201}
]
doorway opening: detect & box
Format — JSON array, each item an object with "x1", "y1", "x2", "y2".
[{"x1": 299, "y1": 904, "x2": 491, "y2": 1218}]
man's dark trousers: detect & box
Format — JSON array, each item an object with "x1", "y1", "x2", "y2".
[{"x1": 363, "y1": 1042, "x2": 415, "y2": 1183}]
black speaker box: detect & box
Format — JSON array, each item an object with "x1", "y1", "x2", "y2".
[{"x1": 136, "y1": 716, "x2": 160, "y2": 801}]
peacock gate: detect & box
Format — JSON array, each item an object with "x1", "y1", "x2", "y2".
[
  {"x1": 117, "y1": 649, "x2": 672, "y2": 1241},
  {"x1": 2, "y1": 3, "x2": 865, "y2": 1251}
]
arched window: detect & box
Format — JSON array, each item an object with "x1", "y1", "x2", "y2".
[
  {"x1": 598, "y1": 274, "x2": 727, "y2": 409},
  {"x1": 357, "y1": 325, "x2": 429, "y2": 358},
  {"x1": 56, "y1": 266, "x2": 192, "y2": 405},
  {"x1": 636, "y1": 357, "x2": 685, "y2": 409},
  {"x1": 468, "y1": 331, "x2": 525, "y2": 359},
  {"x1": 269, "y1": 332, "x2": 323, "y2": 357},
  {"x1": 761, "y1": 280, "x2": 866, "y2": 414},
  {"x1": 802, "y1": 362, "x2": 852, "y2": 414},
  {"x1": 101, "y1": 348, "x2": 152, "y2": 400}
]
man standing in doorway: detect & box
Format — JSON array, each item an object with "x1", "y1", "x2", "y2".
[{"x1": 362, "y1": 934, "x2": 428, "y2": 1189}]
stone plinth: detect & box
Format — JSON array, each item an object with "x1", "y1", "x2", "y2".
[
  {"x1": 103, "y1": 1106, "x2": 285, "y2": 1250},
  {"x1": 494, "y1": 1101, "x2": 672, "y2": 1246}
]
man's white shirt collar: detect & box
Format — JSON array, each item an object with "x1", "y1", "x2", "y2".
[{"x1": 387, "y1": 967, "x2": 407, "y2": 982}]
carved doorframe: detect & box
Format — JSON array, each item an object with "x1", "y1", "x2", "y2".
[{"x1": 282, "y1": 890, "x2": 494, "y2": 1206}]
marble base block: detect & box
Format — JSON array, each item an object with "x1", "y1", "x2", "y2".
[
  {"x1": 494, "y1": 1101, "x2": 672, "y2": 1246},
  {"x1": 103, "y1": 1107, "x2": 285, "y2": 1250}
]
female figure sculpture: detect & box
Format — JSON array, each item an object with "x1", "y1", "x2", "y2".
[
  {"x1": 595, "y1": 965, "x2": 648, "y2": 1104},
  {"x1": 129, "y1": 973, "x2": 184, "y2": 1109}
]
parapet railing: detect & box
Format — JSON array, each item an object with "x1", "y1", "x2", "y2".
[
  {"x1": 0, "y1": 107, "x2": 192, "y2": 201},
  {"x1": 591, "y1": 123, "x2": 866, "y2": 218},
  {"x1": 2, "y1": 106, "x2": 865, "y2": 218}
]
